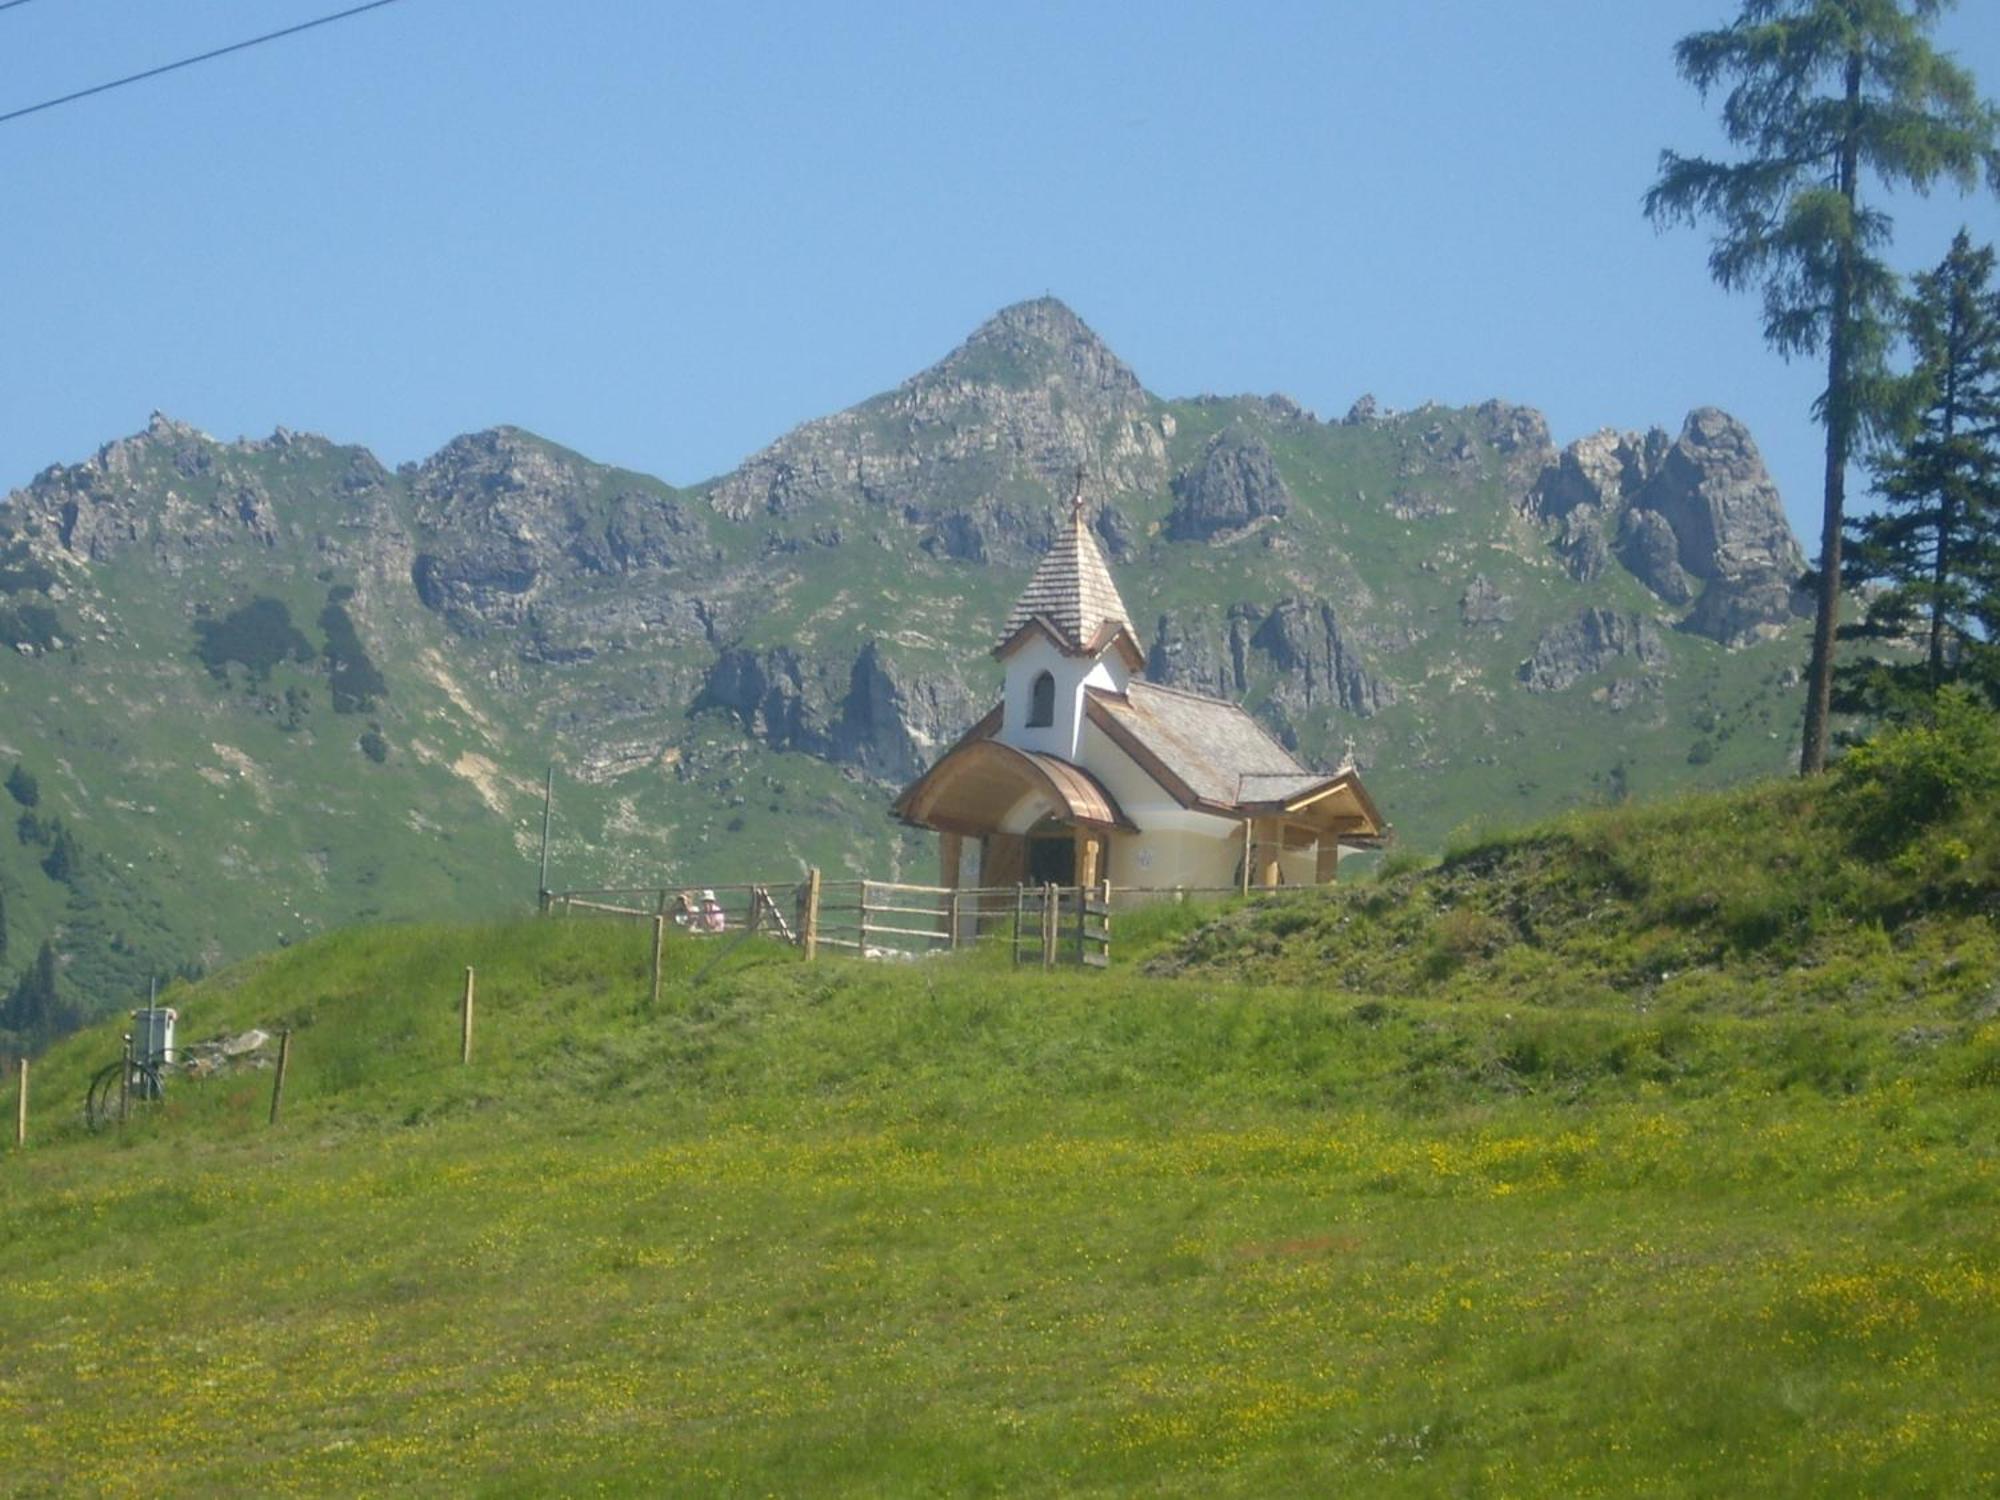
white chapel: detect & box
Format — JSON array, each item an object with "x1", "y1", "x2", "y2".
[{"x1": 891, "y1": 489, "x2": 1389, "y2": 892}]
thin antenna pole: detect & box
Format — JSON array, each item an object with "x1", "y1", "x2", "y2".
[{"x1": 538, "y1": 763, "x2": 555, "y2": 906}]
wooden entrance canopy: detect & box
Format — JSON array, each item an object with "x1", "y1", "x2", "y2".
[{"x1": 890, "y1": 734, "x2": 1135, "y2": 840}]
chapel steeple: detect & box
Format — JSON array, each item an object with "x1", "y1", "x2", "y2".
[{"x1": 993, "y1": 470, "x2": 1144, "y2": 669}]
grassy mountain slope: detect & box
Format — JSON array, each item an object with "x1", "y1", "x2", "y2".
[
  {"x1": 0, "y1": 303, "x2": 1812, "y2": 1039},
  {"x1": 6, "y1": 734, "x2": 1996, "y2": 1495}
]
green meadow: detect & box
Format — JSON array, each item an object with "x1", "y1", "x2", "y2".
[{"x1": 4, "y1": 712, "x2": 1999, "y2": 1495}]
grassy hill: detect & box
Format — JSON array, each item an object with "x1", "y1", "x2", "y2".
[{"x1": 4, "y1": 719, "x2": 1997, "y2": 1495}]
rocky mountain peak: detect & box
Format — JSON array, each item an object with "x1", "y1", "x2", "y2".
[
  {"x1": 928, "y1": 296, "x2": 1146, "y2": 408},
  {"x1": 703, "y1": 299, "x2": 1169, "y2": 541}
]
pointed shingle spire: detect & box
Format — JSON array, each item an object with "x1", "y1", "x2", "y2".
[{"x1": 995, "y1": 471, "x2": 1139, "y2": 660}]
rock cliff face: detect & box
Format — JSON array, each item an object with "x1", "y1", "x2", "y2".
[
  {"x1": 407, "y1": 428, "x2": 708, "y2": 637},
  {"x1": 1523, "y1": 409, "x2": 1806, "y2": 644},
  {"x1": 691, "y1": 640, "x2": 976, "y2": 785},
  {"x1": 4, "y1": 413, "x2": 402, "y2": 573},
  {"x1": 1519, "y1": 608, "x2": 1667, "y2": 694},
  {"x1": 1166, "y1": 428, "x2": 1292, "y2": 540},
  {"x1": 1145, "y1": 597, "x2": 1394, "y2": 725}
]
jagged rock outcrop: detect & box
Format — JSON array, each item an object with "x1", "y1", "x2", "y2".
[
  {"x1": 1146, "y1": 598, "x2": 1391, "y2": 720},
  {"x1": 1679, "y1": 573, "x2": 1810, "y2": 647},
  {"x1": 832, "y1": 642, "x2": 978, "y2": 783},
  {"x1": 1645, "y1": 408, "x2": 1802, "y2": 582},
  {"x1": 692, "y1": 639, "x2": 975, "y2": 784},
  {"x1": 1252, "y1": 597, "x2": 1395, "y2": 718},
  {"x1": 1518, "y1": 608, "x2": 1667, "y2": 693},
  {"x1": 1165, "y1": 428, "x2": 1292, "y2": 540},
  {"x1": 1, "y1": 414, "x2": 406, "y2": 578},
  {"x1": 1147, "y1": 610, "x2": 1246, "y2": 700},
  {"x1": 1459, "y1": 574, "x2": 1515, "y2": 629},
  {"x1": 704, "y1": 298, "x2": 1170, "y2": 562},
  {"x1": 1094, "y1": 503, "x2": 1137, "y2": 563},
  {"x1": 1470, "y1": 400, "x2": 1558, "y2": 492},
  {"x1": 919, "y1": 509, "x2": 986, "y2": 563},
  {"x1": 407, "y1": 427, "x2": 704, "y2": 638},
  {"x1": 1616, "y1": 508, "x2": 1692, "y2": 606},
  {"x1": 1525, "y1": 410, "x2": 1804, "y2": 643}
]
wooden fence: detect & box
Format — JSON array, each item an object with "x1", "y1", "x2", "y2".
[
  {"x1": 542, "y1": 872, "x2": 1309, "y2": 970},
  {"x1": 544, "y1": 873, "x2": 1129, "y2": 968}
]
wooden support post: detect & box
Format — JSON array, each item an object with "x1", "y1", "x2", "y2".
[
  {"x1": 1073, "y1": 828, "x2": 1101, "y2": 893},
  {"x1": 1012, "y1": 884, "x2": 1025, "y2": 965},
  {"x1": 13, "y1": 1057, "x2": 25, "y2": 1149},
  {"x1": 268, "y1": 1029, "x2": 292, "y2": 1126},
  {"x1": 460, "y1": 967, "x2": 476, "y2": 1066},
  {"x1": 537, "y1": 763, "x2": 555, "y2": 909},
  {"x1": 1254, "y1": 818, "x2": 1284, "y2": 889},
  {"x1": 650, "y1": 915, "x2": 666, "y2": 1009},
  {"x1": 802, "y1": 867, "x2": 821, "y2": 961},
  {"x1": 1074, "y1": 882, "x2": 1086, "y2": 964},
  {"x1": 1241, "y1": 819, "x2": 1253, "y2": 896},
  {"x1": 1041, "y1": 883, "x2": 1057, "y2": 969},
  {"x1": 947, "y1": 890, "x2": 961, "y2": 951},
  {"x1": 1316, "y1": 839, "x2": 1340, "y2": 885}
]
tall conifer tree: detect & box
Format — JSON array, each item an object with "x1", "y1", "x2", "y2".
[
  {"x1": 1840, "y1": 230, "x2": 2000, "y2": 712},
  {"x1": 1646, "y1": 0, "x2": 2000, "y2": 773}
]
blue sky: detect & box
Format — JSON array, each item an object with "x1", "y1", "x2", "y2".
[{"x1": 2, "y1": 0, "x2": 1996, "y2": 545}]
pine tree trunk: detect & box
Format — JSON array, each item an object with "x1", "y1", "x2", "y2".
[
  {"x1": 1928, "y1": 308, "x2": 1963, "y2": 690},
  {"x1": 1800, "y1": 50, "x2": 1866, "y2": 776}
]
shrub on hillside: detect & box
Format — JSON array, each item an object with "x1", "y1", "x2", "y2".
[
  {"x1": 5, "y1": 764, "x2": 38, "y2": 808},
  {"x1": 318, "y1": 593, "x2": 386, "y2": 713},
  {"x1": 1837, "y1": 688, "x2": 2000, "y2": 856},
  {"x1": 193, "y1": 597, "x2": 314, "y2": 684}
]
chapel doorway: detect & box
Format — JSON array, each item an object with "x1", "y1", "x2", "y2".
[{"x1": 1026, "y1": 824, "x2": 1076, "y2": 887}]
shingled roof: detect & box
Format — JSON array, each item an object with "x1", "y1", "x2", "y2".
[
  {"x1": 995, "y1": 495, "x2": 1140, "y2": 660},
  {"x1": 1085, "y1": 681, "x2": 1323, "y2": 807}
]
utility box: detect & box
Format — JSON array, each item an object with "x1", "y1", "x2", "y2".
[{"x1": 131, "y1": 1007, "x2": 177, "y2": 1066}]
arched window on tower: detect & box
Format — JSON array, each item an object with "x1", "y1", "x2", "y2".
[{"x1": 1027, "y1": 670, "x2": 1056, "y2": 728}]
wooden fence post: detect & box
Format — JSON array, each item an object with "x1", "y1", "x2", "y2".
[
  {"x1": 1074, "y1": 883, "x2": 1086, "y2": 963},
  {"x1": 650, "y1": 915, "x2": 666, "y2": 1009},
  {"x1": 802, "y1": 868, "x2": 821, "y2": 960},
  {"x1": 268, "y1": 1029, "x2": 292, "y2": 1125},
  {"x1": 119, "y1": 1033, "x2": 132, "y2": 1125},
  {"x1": 460, "y1": 967, "x2": 476, "y2": 1066},
  {"x1": 1041, "y1": 883, "x2": 1057, "y2": 969},
  {"x1": 1012, "y1": 884, "x2": 1025, "y2": 965},
  {"x1": 947, "y1": 889, "x2": 961, "y2": 952},
  {"x1": 859, "y1": 881, "x2": 873, "y2": 955},
  {"x1": 1241, "y1": 819, "x2": 1253, "y2": 897},
  {"x1": 13, "y1": 1057, "x2": 25, "y2": 1149}
]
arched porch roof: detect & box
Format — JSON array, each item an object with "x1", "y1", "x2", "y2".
[{"x1": 890, "y1": 736, "x2": 1135, "y2": 839}]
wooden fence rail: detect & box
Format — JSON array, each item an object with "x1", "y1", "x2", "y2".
[{"x1": 543, "y1": 870, "x2": 1310, "y2": 971}]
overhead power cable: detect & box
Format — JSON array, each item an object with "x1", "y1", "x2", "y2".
[
  {"x1": 0, "y1": 0, "x2": 408, "y2": 127},
  {"x1": 0, "y1": 1, "x2": 40, "y2": 14}
]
